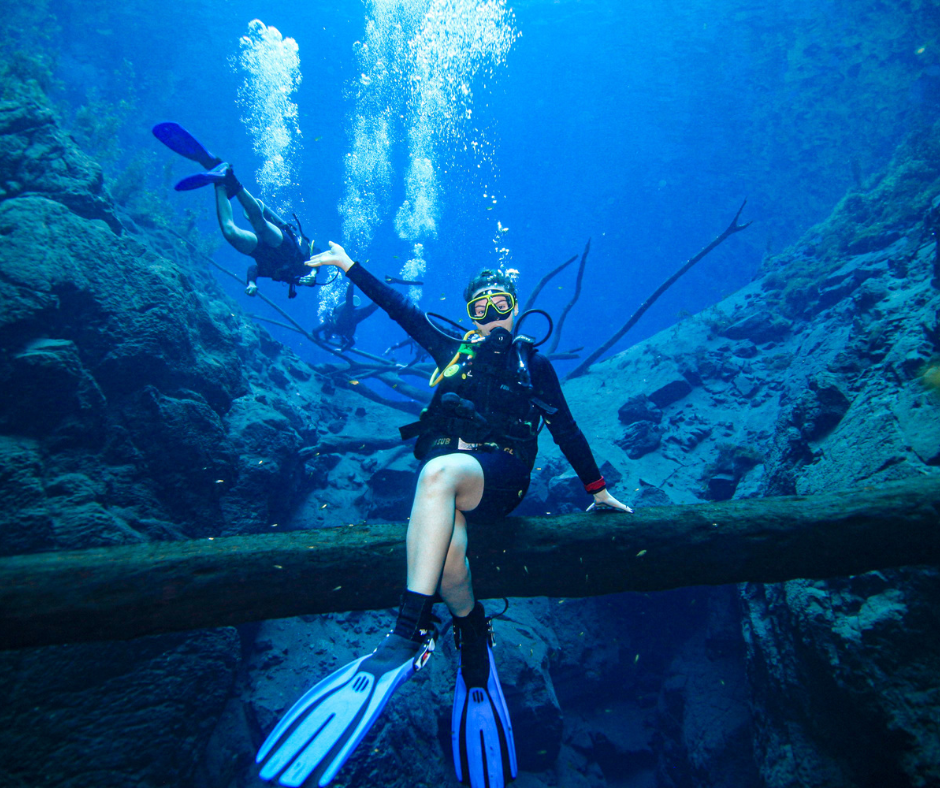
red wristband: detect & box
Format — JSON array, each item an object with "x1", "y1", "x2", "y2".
[{"x1": 584, "y1": 477, "x2": 606, "y2": 494}]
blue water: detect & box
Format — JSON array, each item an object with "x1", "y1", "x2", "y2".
[
  {"x1": 43, "y1": 0, "x2": 934, "y2": 374},
  {"x1": 4, "y1": 3, "x2": 939, "y2": 786}
]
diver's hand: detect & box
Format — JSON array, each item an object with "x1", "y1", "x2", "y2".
[
  {"x1": 587, "y1": 490, "x2": 633, "y2": 513},
  {"x1": 245, "y1": 283, "x2": 258, "y2": 297},
  {"x1": 306, "y1": 241, "x2": 355, "y2": 273}
]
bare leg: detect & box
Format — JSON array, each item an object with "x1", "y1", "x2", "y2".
[
  {"x1": 406, "y1": 453, "x2": 483, "y2": 604},
  {"x1": 215, "y1": 185, "x2": 258, "y2": 255},
  {"x1": 234, "y1": 188, "x2": 283, "y2": 248},
  {"x1": 440, "y1": 509, "x2": 475, "y2": 617}
]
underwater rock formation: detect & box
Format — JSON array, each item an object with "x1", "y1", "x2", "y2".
[
  {"x1": 0, "y1": 76, "x2": 413, "y2": 786},
  {"x1": 530, "y1": 118, "x2": 940, "y2": 788}
]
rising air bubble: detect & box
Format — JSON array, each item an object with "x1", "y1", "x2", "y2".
[
  {"x1": 235, "y1": 19, "x2": 302, "y2": 214},
  {"x1": 333, "y1": 0, "x2": 518, "y2": 313}
]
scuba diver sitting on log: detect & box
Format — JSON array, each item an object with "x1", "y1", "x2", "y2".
[{"x1": 255, "y1": 243, "x2": 631, "y2": 788}]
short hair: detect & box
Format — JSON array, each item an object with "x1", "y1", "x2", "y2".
[{"x1": 463, "y1": 268, "x2": 518, "y2": 302}]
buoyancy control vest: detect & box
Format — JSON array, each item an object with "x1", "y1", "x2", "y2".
[
  {"x1": 399, "y1": 328, "x2": 556, "y2": 465},
  {"x1": 249, "y1": 209, "x2": 316, "y2": 297}
]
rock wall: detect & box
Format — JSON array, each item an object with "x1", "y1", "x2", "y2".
[
  {"x1": 0, "y1": 75, "x2": 411, "y2": 786},
  {"x1": 520, "y1": 119, "x2": 940, "y2": 787}
]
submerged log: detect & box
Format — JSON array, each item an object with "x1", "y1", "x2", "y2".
[{"x1": 1, "y1": 477, "x2": 939, "y2": 650}]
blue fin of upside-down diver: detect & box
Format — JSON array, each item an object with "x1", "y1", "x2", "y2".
[
  {"x1": 256, "y1": 631, "x2": 435, "y2": 787},
  {"x1": 152, "y1": 121, "x2": 222, "y2": 170},
  {"x1": 152, "y1": 122, "x2": 240, "y2": 193}
]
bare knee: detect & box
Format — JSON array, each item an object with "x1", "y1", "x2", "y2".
[{"x1": 416, "y1": 458, "x2": 462, "y2": 497}]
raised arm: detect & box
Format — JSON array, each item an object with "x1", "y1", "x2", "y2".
[{"x1": 306, "y1": 242, "x2": 454, "y2": 364}]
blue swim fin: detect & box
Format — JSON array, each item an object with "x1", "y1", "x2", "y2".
[
  {"x1": 152, "y1": 122, "x2": 222, "y2": 169},
  {"x1": 173, "y1": 163, "x2": 233, "y2": 192},
  {"x1": 257, "y1": 632, "x2": 436, "y2": 787},
  {"x1": 452, "y1": 610, "x2": 517, "y2": 788}
]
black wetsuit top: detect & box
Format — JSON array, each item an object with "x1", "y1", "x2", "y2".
[
  {"x1": 346, "y1": 262, "x2": 605, "y2": 491},
  {"x1": 246, "y1": 228, "x2": 308, "y2": 285}
]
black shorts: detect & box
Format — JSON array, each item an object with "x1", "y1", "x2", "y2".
[{"x1": 418, "y1": 446, "x2": 530, "y2": 523}]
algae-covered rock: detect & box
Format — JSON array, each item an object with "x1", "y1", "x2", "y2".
[
  {"x1": 0, "y1": 435, "x2": 54, "y2": 555},
  {"x1": 0, "y1": 629, "x2": 240, "y2": 788},
  {"x1": 0, "y1": 79, "x2": 118, "y2": 231},
  {"x1": 0, "y1": 74, "x2": 408, "y2": 788},
  {"x1": 719, "y1": 311, "x2": 791, "y2": 344}
]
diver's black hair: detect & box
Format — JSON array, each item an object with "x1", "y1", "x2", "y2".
[{"x1": 463, "y1": 268, "x2": 518, "y2": 302}]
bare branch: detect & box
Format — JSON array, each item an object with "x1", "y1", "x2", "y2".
[
  {"x1": 548, "y1": 239, "x2": 591, "y2": 354},
  {"x1": 567, "y1": 201, "x2": 751, "y2": 379},
  {"x1": 520, "y1": 254, "x2": 578, "y2": 313}
]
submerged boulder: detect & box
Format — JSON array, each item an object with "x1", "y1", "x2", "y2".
[{"x1": 719, "y1": 311, "x2": 791, "y2": 344}]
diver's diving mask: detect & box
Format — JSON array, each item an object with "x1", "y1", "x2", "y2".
[{"x1": 467, "y1": 290, "x2": 516, "y2": 324}]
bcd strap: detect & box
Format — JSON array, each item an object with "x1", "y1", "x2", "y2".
[
  {"x1": 531, "y1": 397, "x2": 558, "y2": 416},
  {"x1": 399, "y1": 410, "x2": 428, "y2": 441}
]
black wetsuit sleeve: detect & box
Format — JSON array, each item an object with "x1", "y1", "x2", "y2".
[
  {"x1": 247, "y1": 263, "x2": 259, "y2": 285},
  {"x1": 345, "y1": 262, "x2": 456, "y2": 365},
  {"x1": 531, "y1": 353, "x2": 606, "y2": 493}
]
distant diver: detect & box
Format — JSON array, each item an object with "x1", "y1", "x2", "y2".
[
  {"x1": 311, "y1": 282, "x2": 380, "y2": 351},
  {"x1": 255, "y1": 243, "x2": 632, "y2": 788},
  {"x1": 153, "y1": 122, "x2": 330, "y2": 299}
]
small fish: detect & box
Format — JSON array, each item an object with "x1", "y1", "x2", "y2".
[
  {"x1": 350, "y1": 380, "x2": 359, "y2": 385},
  {"x1": 314, "y1": 136, "x2": 323, "y2": 142},
  {"x1": 385, "y1": 275, "x2": 424, "y2": 285},
  {"x1": 636, "y1": 549, "x2": 647, "y2": 557}
]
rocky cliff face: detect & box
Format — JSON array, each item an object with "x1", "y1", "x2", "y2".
[
  {"x1": 2, "y1": 70, "x2": 939, "y2": 788},
  {"x1": 0, "y1": 75, "x2": 409, "y2": 787},
  {"x1": 521, "y1": 119, "x2": 940, "y2": 788}
]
